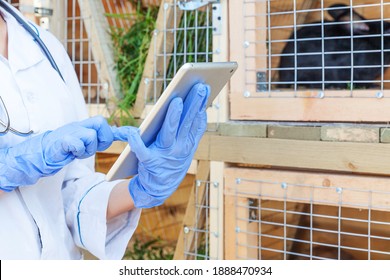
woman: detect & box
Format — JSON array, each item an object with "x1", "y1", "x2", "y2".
[{"x1": 0, "y1": 1, "x2": 209, "y2": 259}]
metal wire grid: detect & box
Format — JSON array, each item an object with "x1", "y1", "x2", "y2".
[
  {"x1": 148, "y1": 0, "x2": 214, "y2": 104},
  {"x1": 243, "y1": 0, "x2": 390, "y2": 98},
  {"x1": 183, "y1": 179, "x2": 220, "y2": 260},
  {"x1": 63, "y1": 0, "x2": 102, "y2": 106},
  {"x1": 63, "y1": 0, "x2": 143, "y2": 110},
  {"x1": 232, "y1": 177, "x2": 390, "y2": 260}
]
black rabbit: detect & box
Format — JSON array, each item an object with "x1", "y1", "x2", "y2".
[{"x1": 278, "y1": 3, "x2": 390, "y2": 89}]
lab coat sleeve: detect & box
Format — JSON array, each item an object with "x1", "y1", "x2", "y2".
[
  {"x1": 62, "y1": 159, "x2": 141, "y2": 260},
  {"x1": 41, "y1": 28, "x2": 142, "y2": 259}
]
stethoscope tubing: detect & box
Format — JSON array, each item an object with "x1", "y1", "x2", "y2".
[
  {"x1": 0, "y1": 1, "x2": 64, "y2": 136},
  {"x1": 0, "y1": 0, "x2": 65, "y2": 81}
]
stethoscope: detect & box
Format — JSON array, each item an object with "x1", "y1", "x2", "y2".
[{"x1": 0, "y1": 1, "x2": 64, "y2": 136}]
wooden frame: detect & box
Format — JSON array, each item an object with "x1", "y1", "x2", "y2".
[
  {"x1": 224, "y1": 167, "x2": 390, "y2": 260},
  {"x1": 194, "y1": 134, "x2": 390, "y2": 176},
  {"x1": 229, "y1": 0, "x2": 390, "y2": 122}
]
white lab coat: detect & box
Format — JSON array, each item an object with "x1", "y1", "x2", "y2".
[{"x1": 0, "y1": 4, "x2": 141, "y2": 259}]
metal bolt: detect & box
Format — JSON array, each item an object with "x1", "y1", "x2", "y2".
[
  {"x1": 213, "y1": 182, "x2": 219, "y2": 188},
  {"x1": 243, "y1": 41, "x2": 250, "y2": 48},
  {"x1": 281, "y1": 182, "x2": 288, "y2": 189},
  {"x1": 213, "y1": 232, "x2": 219, "y2": 238},
  {"x1": 244, "y1": 91, "x2": 251, "y2": 98},
  {"x1": 236, "y1": 178, "x2": 241, "y2": 184},
  {"x1": 144, "y1": 78, "x2": 150, "y2": 85},
  {"x1": 213, "y1": 102, "x2": 220, "y2": 110},
  {"x1": 235, "y1": 227, "x2": 241, "y2": 233},
  {"x1": 336, "y1": 187, "x2": 343, "y2": 194},
  {"x1": 164, "y1": 3, "x2": 169, "y2": 10},
  {"x1": 215, "y1": 48, "x2": 221, "y2": 54},
  {"x1": 196, "y1": 180, "x2": 201, "y2": 187},
  {"x1": 376, "y1": 92, "x2": 384, "y2": 98},
  {"x1": 317, "y1": 91, "x2": 325, "y2": 99},
  {"x1": 153, "y1": 29, "x2": 159, "y2": 36},
  {"x1": 184, "y1": 227, "x2": 190, "y2": 234}
]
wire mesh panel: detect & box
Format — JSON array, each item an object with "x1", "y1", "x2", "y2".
[
  {"x1": 144, "y1": 0, "x2": 214, "y2": 105},
  {"x1": 230, "y1": 0, "x2": 390, "y2": 122},
  {"x1": 64, "y1": 0, "x2": 101, "y2": 108},
  {"x1": 225, "y1": 168, "x2": 390, "y2": 260},
  {"x1": 183, "y1": 179, "x2": 220, "y2": 260},
  {"x1": 63, "y1": 0, "x2": 141, "y2": 117}
]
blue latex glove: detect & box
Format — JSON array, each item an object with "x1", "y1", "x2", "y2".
[
  {"x1": 0, "y1": 116, "x2": 122, "y2": 192},
  {"x1": 127, "y1": 83, "x2": 210, "y2": 208}
]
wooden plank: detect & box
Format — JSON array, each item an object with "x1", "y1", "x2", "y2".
[
  {"x1": 230, "y1": 92, "x2": 390, "y2": 122},
  {"x1": 224, "y1": 194, "x2": 236, "y2": 259},
  {"x1": 173, "y1": 160, "x2": 210, "y2": 260},
  {"x1": 229, "y1": 0, "x2": 245, "y2": 103},
  {"x1": 224, "y1": 168, "x2": 390, "y2": 212},
  {"x1": 208, "y1": 0, "x2": 230, "y2": 124},
  {"x1": 77, "y1": 0, "x2": 120, "y2": 101},
  {"x1": 209, "y1": 161, "x2": 224, "y2": 259},
  {"x1": 194, "y1": 134, "x2": 390, "y2": 176},
  {"x1": 225, "y1": 196, "x2": 260, "y2": 260},
  {"x1": 131, "y1": 0, "x2": 182, "y2": 118},
  {"x1": 235, "y1": 197, "x2": 259, "y2": 260}
]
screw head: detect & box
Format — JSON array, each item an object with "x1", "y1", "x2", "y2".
[
  {"x1": 184, "y1": 227, "x2": 190, "y2": 234},
  {"x1": 236, "y1": 178, "x2": 241, "y2": 184},
  {"x1": 244, "y1": 91, "x2": 251, "y2": 98},
  {"x1": 336, "y1": 187, "x2": 343, "y2": 194},
  {"x1": 317, "y1": 91, "x2": 325, "y2": 98},
  {"x1": 376, "y1": 92, "x2": 384, "y2": 98},
  {"x1": 281, "y1": 182, "x2": 287, "y2": 189}
]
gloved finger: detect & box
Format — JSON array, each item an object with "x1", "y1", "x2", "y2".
[
  {"x1": 177, "y1": 83, "x2": 210, "y2": 142},
  {"x1": 78, "y1": 116, "x2": 113, "y2": 151},
  {"x1": 111, "y1": 126, "x2": 139, "y2": 142},
  {"x1": 128, "y1": 129, "x2": 152, "y2": 162},
  {"x1": 155, "y1": 97, "x2": 183, "y2": 149},
  {"x1": 61, "y1": 136, "x2": 86, "y2": 158},
  {"x1": 73, "y1": 128, "x2": 98, "y2": 158},
  {"x1": 187, "y1": 110, "x2": 207, "y2": 152}
]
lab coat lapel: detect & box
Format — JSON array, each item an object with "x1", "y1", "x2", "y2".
[{"x1": 6, "y1": 12, "x2": 44, "y2": 74}]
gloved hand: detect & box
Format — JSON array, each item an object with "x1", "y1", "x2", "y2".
[
  {"x1": 0, "y1": 116, "x2": 123, "y2": 192},
  {"x1": 127, "y1": 83, "x2": 210, "y2": 208}
]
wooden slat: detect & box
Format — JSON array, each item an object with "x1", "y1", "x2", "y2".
[
  {"x1": 224, "y1": 168, "x2": 390, "y2": 212},
  {"x1": 194, "y1": 134, "x2": 390, "y2": 176},
  {"x1": 230, "y1": 92, "x2": 390, "y2": 122},
  {"x1": 224, "y1": 195, "x2": 236, "y2": 259},
  {"x1": 173, "y1": 160, "x2": 210, "y2": 260}
]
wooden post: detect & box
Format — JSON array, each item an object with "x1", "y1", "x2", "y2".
[
  {"x1": 76, "y1": 0, "x2": 120, "y2": 103},
  {"x1": 173, "y1": 160, "x2": 210, "y2": 259},
  {"x1": 208, "y1": 0, "x2": 230, "y2": 261}
]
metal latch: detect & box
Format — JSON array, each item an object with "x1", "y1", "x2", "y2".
[
  {"x1": 19, "y1": 5, "x2": 53, "y2": 16},
  {"x1": 178, "y1": 0, "x2": 220, "y2": 11}
]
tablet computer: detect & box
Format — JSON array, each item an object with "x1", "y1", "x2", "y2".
[{"x1": 106, "y1": 61, "x2": 238, "y2": 181}]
